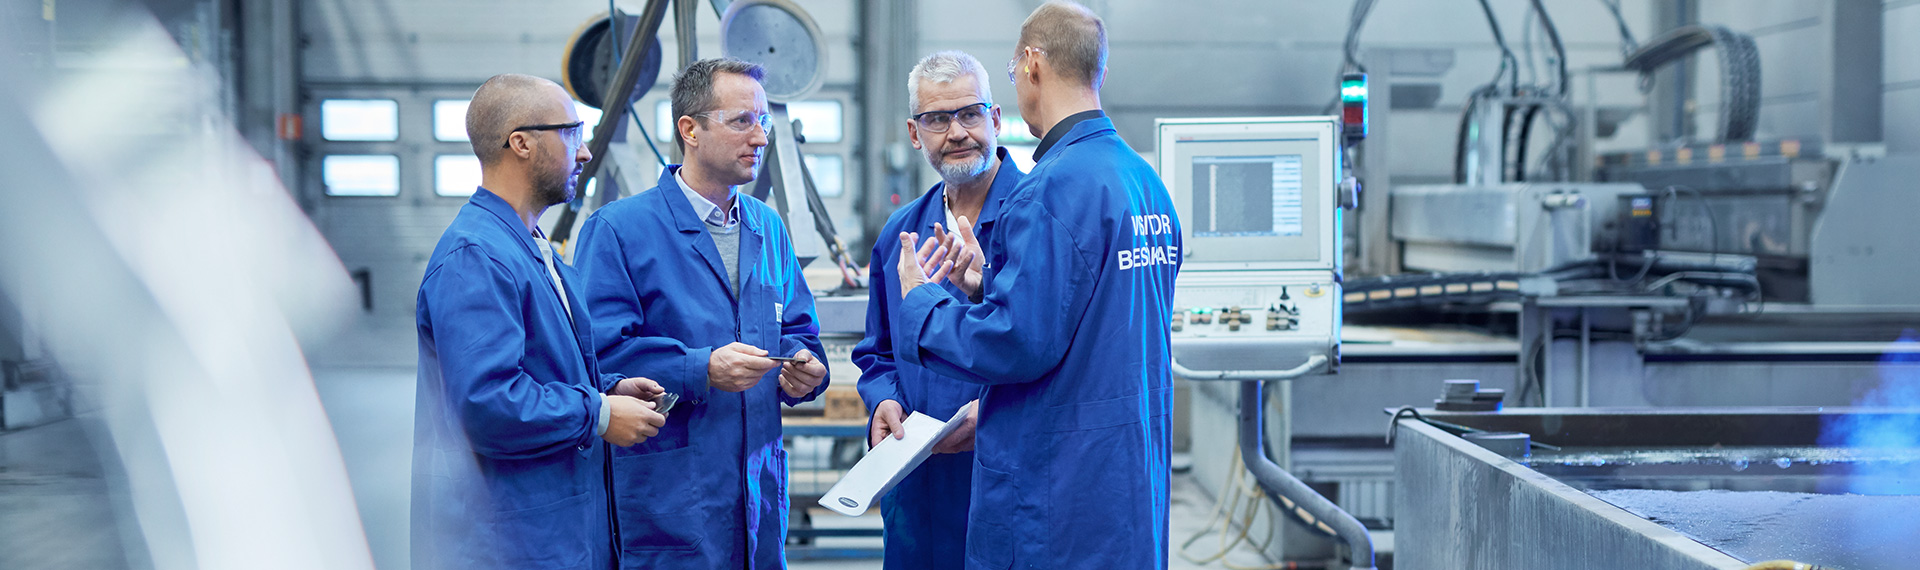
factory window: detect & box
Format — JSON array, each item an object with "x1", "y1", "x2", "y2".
[
  {"x1": 433, "y1": 100, "x2": 469, "y2": 142},
  {"x1": 802, "y1": 154, "x2": 844, "y2": 197},
  {"x1": 434, "y1": 154, "x2": 482, "y2": 197},
  {"x1": 656, "y1": 100, "x2": 675, "y2": 142},
  {"x1": 786, "y1": 100, "x2": 843, "y2": 143},
  {"x1": 437, "y1": 100, "x2": 602, "y2": 144},
  {"x1": 322, "y1": 155, "x2": 401, "y2": 196},
  {"x1": 575, "y1": 102, "x2": 604, "y2": 136},
  {"x1": 320, "y1": 99, "x2": 400, "y2": 141}
]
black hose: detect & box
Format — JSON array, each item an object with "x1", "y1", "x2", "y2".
[
  {"x1": 1452, "y1": 89, "x2": 1480, "y2": 184},
  {"x1": 1529, "y1": 0, "x2": 1569, "y2": 96},
  {"x1": 1599, "y1": 0, "x2": 1639, "y2": 55},
  {"x1": 1622, "y1": 25, "x2": 1761, "y2": 142},
  {"x1": 1474, "y1": 0, "x2": 1520, "y2": 93},
  {"x1": 1514, "y1": 104, "x2": 1541, "y2": 182}
]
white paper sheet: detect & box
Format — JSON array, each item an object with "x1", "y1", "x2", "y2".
[{"x1": 817, "y1": 402, "x2": 973, "y2": 516}]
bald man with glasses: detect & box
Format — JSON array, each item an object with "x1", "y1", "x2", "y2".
[
  {"x1": 574, "y1": 57, "x2": 829, "y2": 569},
  {"x1": 412, "y1": 73, "x2": 666, "y2": 570}
]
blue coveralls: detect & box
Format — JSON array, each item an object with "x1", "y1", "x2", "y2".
[
  {"x1": 854, "y1": 147, "x2": 1023, "y2": 569},
  {"x1": 574, "y1": 166, "x2": 828, "y2": 570},
  {"x1": 892, "y1": 116, "x2": 1182, "y2": 570},
  {"x1": 412, "y1": 188, "x2": 619, "y2": 570}
]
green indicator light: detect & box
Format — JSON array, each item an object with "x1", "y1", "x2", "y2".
[{"x1": 1340, "y1": 80, "x2": 1367, "y2": 102}]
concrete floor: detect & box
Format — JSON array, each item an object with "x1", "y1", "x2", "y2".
[{"x1": 0, "y1": 364, "x2": 1301, "y2": 569}]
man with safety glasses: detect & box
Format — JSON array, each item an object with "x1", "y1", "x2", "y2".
[
  {"x1": 574, "y1": 57, "x2": 829, "y2": 569},
  {"x1": 892, "y1": 2, "x2": 1181, "y2": 568},
  {"x1": 412, "y1": 73, "x2": 667, "y2": 570},
  {"x1": 852, "y1": 50, "x2": 1023, "y2": 570}
]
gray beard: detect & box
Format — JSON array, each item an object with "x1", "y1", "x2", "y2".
[{"x1": 935, "y1": 147, "x2": 993, "y2": 183}]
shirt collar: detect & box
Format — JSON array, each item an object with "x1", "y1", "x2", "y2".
[
  {"x1": 674, "y1": 169, "x2": 740, "y2": 229},
  {"x1": 1032, "y1": 109, "x2": 1106, "y2": 161},
  {"x1": 470, "y1": 187, "x2": 542, "y2": 258}
]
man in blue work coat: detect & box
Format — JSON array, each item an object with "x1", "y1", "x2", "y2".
[
  {"x1": 892, "y1": 3, "x2": 1182, "y2": 569},
  {"x1": 854, "y1": 50, "x2": 1024, "y2": 570},
  {"x1": 413, "y1": 73, "x2": 669, "y2": 570},
  {"x1": 575, "y1": 58, "x2": 830, "y2": 569}
]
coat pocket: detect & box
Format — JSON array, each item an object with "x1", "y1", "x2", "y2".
[
  {"x1": 966, "y1": 463, "x2": 1019, "y2": 570},
  {"x1": 494, "y1": 491, "x2": 593, "y2": 567}
]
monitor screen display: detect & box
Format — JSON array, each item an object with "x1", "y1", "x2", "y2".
[
  {"x1": 1157, "y1": 118, "x2": 1336, "y2": 269},
  {"x1": 1191, "y1": 154, "x2": 1304, "y2": 238}
]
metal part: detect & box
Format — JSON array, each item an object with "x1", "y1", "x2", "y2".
[
  {"x1": 720, "y1": 0, "x2": 826, "y2": 103},
  {"x1": 548, "y1": 0, "x2": 672, "y2": 247},
  {"x1": 1391, "y1": 183, "x2": 1644, "y2": 273},
  {"x1": 1173, "y1": 355, "x2": 1328, "y2": 382},
  {"x1": 1396, "y1": 408, "x2": 1920, "y2": 569},
  {"x1": 560, "y1": 13, "x2": 664, "y2": 111},
  {"x1": 1395, "y1": 417, "x2": 1744, "y2": 569},
  {"x1": 811, "y1": 295, "x2": 866, "y2": 335},
  {"x1": 1809, "y1": 154, "x2": 1920, "y2": 306}
]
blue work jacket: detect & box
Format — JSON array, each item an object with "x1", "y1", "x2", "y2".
[
  {"x1": 892, "y1": 117, "x2": 1182, "y2": 570},
  {"x1": 853, "y1": 147, "x2": 1022, "y2": 570},
  {"x1": 575, "y1": 166, "x2": 827, "y2": 570},
  {"x1": 413, "y1": 188, "x2": 618, "y2": 570}
]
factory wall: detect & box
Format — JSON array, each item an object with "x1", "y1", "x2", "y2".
[
  {"x1": 287, "y1": 0, "x2": 1920, "y2": 365},
  {"x1": 1686, "y1": 0, "x2": 1918, "y2": 151},
  {"x1": 295, "y1": 0, "x2": 860, "y2": 365},
  {"x1": 913, "y1": 0, "x2": 1660, "y2": 182},
  {"x1": 1890, "y1": 0, "x2": 1920, "y2": 152}
]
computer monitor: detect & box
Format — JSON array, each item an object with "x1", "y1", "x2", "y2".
[{"x1": 1156, "y1": 117, "x2": 1340, "y2": 272}]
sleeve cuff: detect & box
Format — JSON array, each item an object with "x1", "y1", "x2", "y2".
[
  {"x1": 595, "y1": 392, "x2": 611, "y2": 438},
  {"x1": 682, "y1": 346, "x2": 714, "y2": 405},
  {"x1": 894, "y1": 285, "x2": 952, "y2": 367}
]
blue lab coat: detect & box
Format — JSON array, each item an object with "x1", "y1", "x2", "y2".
[
  {"x1": 413, "y1": 188, "x2": 618, "y2": 570},
  {"x1": 574, "y1": 166, "x2": 827, "y2": 570},
  {"x1": 853, "y1": 147, "x2": 1023, "y2": 570},
  {"x1": 892, "y1": 117, "x2": 1181, "y2": 570}
]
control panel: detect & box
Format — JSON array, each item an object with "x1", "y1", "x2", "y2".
[{"x1": 1158, "y1": 116, "x2": 1343, "y2": 378}]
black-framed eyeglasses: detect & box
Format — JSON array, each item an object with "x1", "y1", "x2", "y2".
[
  {"x1": 911, "y1": 102, "x2": 992, "y2": 133},
  {"x1": 692, "y1": 110, "x2": 774, "y2": 134},
  {"x1": 501, "y1": 121, "x2": 585, "y2": 149}
]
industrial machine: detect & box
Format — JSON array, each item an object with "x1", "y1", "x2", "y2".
[
  {"x1": 1394, "y1": 407, "x2": 1920, "y2": 569},
  {"x1": 1159, "y1": 116, "x2": 1375, "y2": 569},
  {"x1": 1162, "y1": 117, "x2": 1345, "y2": 376}
]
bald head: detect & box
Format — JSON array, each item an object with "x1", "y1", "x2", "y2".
[
  {"x1": 1018, "y1": 1, "x2": 1107, "y2": 90},
  {"x1": 467, "y1": 74, "x2": 570, "y2": 165}
]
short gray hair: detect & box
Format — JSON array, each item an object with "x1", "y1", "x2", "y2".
[
  {"x1": 1019, "y1": 1, "x2": 1107, "y2": 89},
  {"x1": 668, "y1": 57, "x2": 766, "y2": 153},
  {"x1": 908, "y1": 51, "x2": 993, "y2": 113}
]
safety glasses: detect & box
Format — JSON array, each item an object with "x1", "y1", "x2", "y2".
[
  {"x1": 911, "y1": 102, "x2": 992, "y2": 134},
  {"x1": 693, "y1": 110, "x2": 774, "y2": 134},
  {"x1": 502, "y1": 121, "x2": 585, "y2": 150}
]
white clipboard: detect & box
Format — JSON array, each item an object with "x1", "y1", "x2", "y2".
[{"x1": 817, "y1": 402, "x2": 974, "y2": 516}]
